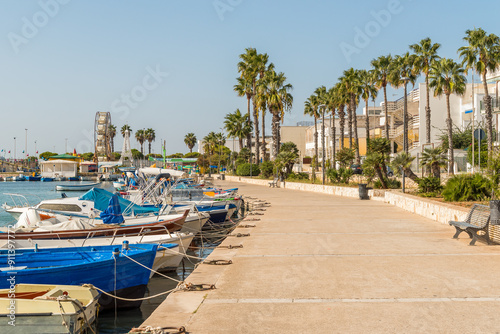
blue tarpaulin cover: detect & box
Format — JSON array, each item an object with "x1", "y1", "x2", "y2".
[
  {"x1": 79, "y1": 188, "x2": 159, "y2": 216},
  {"x1": 99, "y1": 194, "x2": 124, "y2": 224}
]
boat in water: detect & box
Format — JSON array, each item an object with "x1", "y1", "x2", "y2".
[
  {"x1": 0, "y1": 210, "x2": 188, "y2": 240},
  {"x1": 0, "y1": 284, "x2": 99, "y2": 334},
  {"x1": 1, "y1": 233, "x2": 192, "y2": 272},
  {"x1": 55, "y1": 182, "x2": 101, "y2": 191},
  {"x1": 0, "y1": 243, "x2": 169, "y2": 310}
]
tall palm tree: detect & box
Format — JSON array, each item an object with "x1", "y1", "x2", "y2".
[
  {"x1": 256, "y1": 57, "x2": 273, "y2": 162},
  {"x1": 304, "y1": 96, "x2": 319, "y2": 177},
  {"x1": 255, "y1": 88, "x2": 268, "y2": 161},
  {"x1": 203, "y1": 132, "x2": 217, "y2": 155},
  {"x1": 224, "y1": 109, "x2": 252, "y2": 151},
  {"x1": 360, "y1": 70, "x2": 378, "y2": 147},
  {"x1": 410, "y1": 37, "x2": 441, "y2": 144},
  {"x1": 120, "y1": 124, "x2": 131, "y2": 137},
  {"x1": 459, "y1": 28, "x2": 500, "y2": 165},
  {"x1": 326, "y1": 86, "x2": 338, "y2": 168},
  {"x1": 389, "y1": 52, "x2": 417, "y2": 152},
  {"x1": 429, "y1": 58, "x2": 467, "y2": 175},
  {"x1": 371, "y1": 55, "x2": 393, "y2": 140},
  {"x1": 108, "y1": 125, "x2": 116, "y2": 152},
  {"x1": 334, "y1": 82, "x2": 348, "y2": 149},
  {"x1": 135, "y1": 129, "x2": 146, "y2": 155},
  {"x1": 144, "y1": 128, "x2": 155, "y2": 155},
  {"x1": 261, "y1": 69, "x2": 293, "y2": 158},
  {"x1": 343, "y1": 69, "x2": 362, "y2": 163},
  {"x1": 234, "y1": 75, "x2": 253, "y2": 150},
  {"x1": 184, "y1": 133, "x2": 197, "y2": 153}
]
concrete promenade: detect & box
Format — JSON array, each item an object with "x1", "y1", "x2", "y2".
[{"x1": 142, "y1": 180, "x2": 500, "y2": 333}]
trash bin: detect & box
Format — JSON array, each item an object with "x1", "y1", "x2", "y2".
[
  {"x1": 220, "y1": 174, "x2": 225, "y2": 180},
  {"x1": 490, "y1": 200, "x2": 500, "y2": 225},
  {"x1": 358, "y1": 183, "x2": 369, "y2": 200}
]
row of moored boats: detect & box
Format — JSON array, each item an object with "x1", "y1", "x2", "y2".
[{"x1": 0, "y1": 168, "x2": 243, "y2": 333}]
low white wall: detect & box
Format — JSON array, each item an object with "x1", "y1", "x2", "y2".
[{"x1": 224, "y1": 175, "x2": 468, "y2": 224}]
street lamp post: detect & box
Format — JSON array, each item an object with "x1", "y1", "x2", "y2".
[
  {"x1": 13, "y1": 137, "x2": 16, "y2": 162},
  {"x1": 25, "y1": 129, "x2": 28, "y2": 158},
  {"x1": 319, "y1": 104, "x2": 327, "y2": 185},
  {"x1": 402, "y1": 77, "x2": 410, "y2": 193}
]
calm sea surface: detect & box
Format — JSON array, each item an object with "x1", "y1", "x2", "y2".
[{"x1": 0, "y1": 181, "x2": 215, "y2": 333}]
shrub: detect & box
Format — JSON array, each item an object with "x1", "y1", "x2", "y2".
[
  {"x1": 326, "y1": 167, "x2": 353, "y2": 184},
  {"x1": 373, "y1": 178, "x2": 401, "y2": 189},
  {"x1": 418, "y1": 176, "x2": 443, "y2": 195},
  {"x1": 442, "y1": 174, "x2": 494, "y2": 202},
  {"x1": 287, "y1": 172, "x2": 309, "y2": 180},
  {"x1": 260, "y1": 161, "x2": 274, "y2": 178},
  {"x1": 236, "y1": 163, "x2": 260, "y2": 176}
]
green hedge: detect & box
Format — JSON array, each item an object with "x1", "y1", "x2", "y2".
[{"x1": 236, "y1": 163, "x2": 260, "y2": 176}]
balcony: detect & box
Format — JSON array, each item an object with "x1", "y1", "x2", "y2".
[{"x1": 479, "y1": 96, "x2": 500, "y2": 112}]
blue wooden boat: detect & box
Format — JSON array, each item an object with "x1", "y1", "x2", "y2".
[
  {"x1": 27, "y1": 176, "x2": 41, "y2": 181},
  {"x1": 41, "y1": 177, "x2": 54, "y2": 182},
  {"x1": 0, "y1": 243, "x2": 174, "y2": 310}
]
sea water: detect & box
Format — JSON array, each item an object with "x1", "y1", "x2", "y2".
[{"x1": 0, "y1": 181, "x2": 214, "y2": 333}]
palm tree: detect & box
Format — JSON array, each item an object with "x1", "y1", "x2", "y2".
[
  {"x1": 108, "y1": 125, "x2": 116, "y2": 152},
  {"x1": 224, "y1": 109, "x2": 252, "y2": 151},
  {"x1": 334, "y1": 82, "x2": 348, "y2": 149},
  {"x1": 429, "y1": 58, "x2": 467, "y2": 175},
  {"x1": 326, "y1": 86, "x2": 338, "y2": 168},
  {"x1": 371, "y1": 55, "x2": 393, "y2": 140},
  {"x1": 234, "y1": 75, "x2": 253, "y2": 151},
  {"x1": 120, "y1": 124, "x2": 132, "y2": 137},
  {"x1": 237, "y1": 48, "x2": 269, "y2": 163},
  {"x1": 410, "y1": 38, "x2": 441, "y2": 144},
  {"x1": 255, "y1": 88, "x2": 268, "y2": 161},
  {"x1": 420, "y1": 147, "x2": 448, "y2": 179},
  {"x1": 261, "y1": 69, "x2": 293, "y2": 159},
  {"x1": 144, "y1": 128, "x2": 155, "y2": 155},
  {"x1": 135, "y1": 129, "x2": 146, "y2": 155},
  {"x1": 391, "y1": 152, "x2": 419, "y2": 182},
  {"x1": 368, "y1": 137, "x2": 391, "y2": 180},
  {"x1": 304, "y1": 95, "x2": 319, "y2": 178},
  {"x1": 343, "y1": 69, "x2": 363, "y2": 163},
  {"x1": 389, "y1": 52, "x2": 417, "y2": 152},
  {"x1": 459, "y1": 28, "x2": 500, "y2": 165},
  {"x1": 359, "y1": 70, "x2": 378, "y2": 147},
  {"x1": 256, "y1": 57, "x2": 273, "y2": 162},
  {"x1": 203, "y1": 131, "x2": 217, "y2": 176},
  {"x1": 184, "y1": 133, "x2": 197, "y2": 153},
  {"x1": 203, "y1": 132, "x2": 217, "y2": 156}
]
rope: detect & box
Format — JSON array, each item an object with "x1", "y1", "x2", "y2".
[
  {"x1": 82, "y1": 284, "x2": 178, "y2": 302},
  {"x1": 121, "y1": 253, "x2": 184, "y2": 284}
]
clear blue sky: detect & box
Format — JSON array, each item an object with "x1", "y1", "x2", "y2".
[{"x1": 0, "y1": 0, "x2": 498, "y2": 157}]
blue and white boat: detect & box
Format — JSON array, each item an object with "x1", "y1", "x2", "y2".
[{"x1": 0, "y1": 243, "x2": 173, "y2": 310}]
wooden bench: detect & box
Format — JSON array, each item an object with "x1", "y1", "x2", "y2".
[
  {"x1": 268, "y1": 177, "x2": 279, "y2": 188},
  {"x1": 449, "y1": 204, "x2": 491, "y2": 246}
]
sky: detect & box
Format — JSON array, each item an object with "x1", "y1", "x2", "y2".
[{"x1": 0, "y1": 0, "x2": 499, "y2": 157}]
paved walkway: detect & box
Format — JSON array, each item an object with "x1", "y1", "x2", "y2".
[{"x1": 143, "y1": 181, "x2": 500, "y2": 333}]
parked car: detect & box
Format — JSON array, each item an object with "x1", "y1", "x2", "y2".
[
  {"x1": 375, "y1": 166, "x2": 394, "y2": 177},
  {"x1": 350, "y1": 164, "x2": 363, "y2": 175},
  {"x1": 387, "y1": 166, "x2": 394, "y2": 177}
]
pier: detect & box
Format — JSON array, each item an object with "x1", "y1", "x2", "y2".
[{"x1": 141, "y1": 180, "x2": 500, "y2": 333}]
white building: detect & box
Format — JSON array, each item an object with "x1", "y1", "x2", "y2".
[{"x1": 40, "y1": 160, "x2": 78, "y2": 178}]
